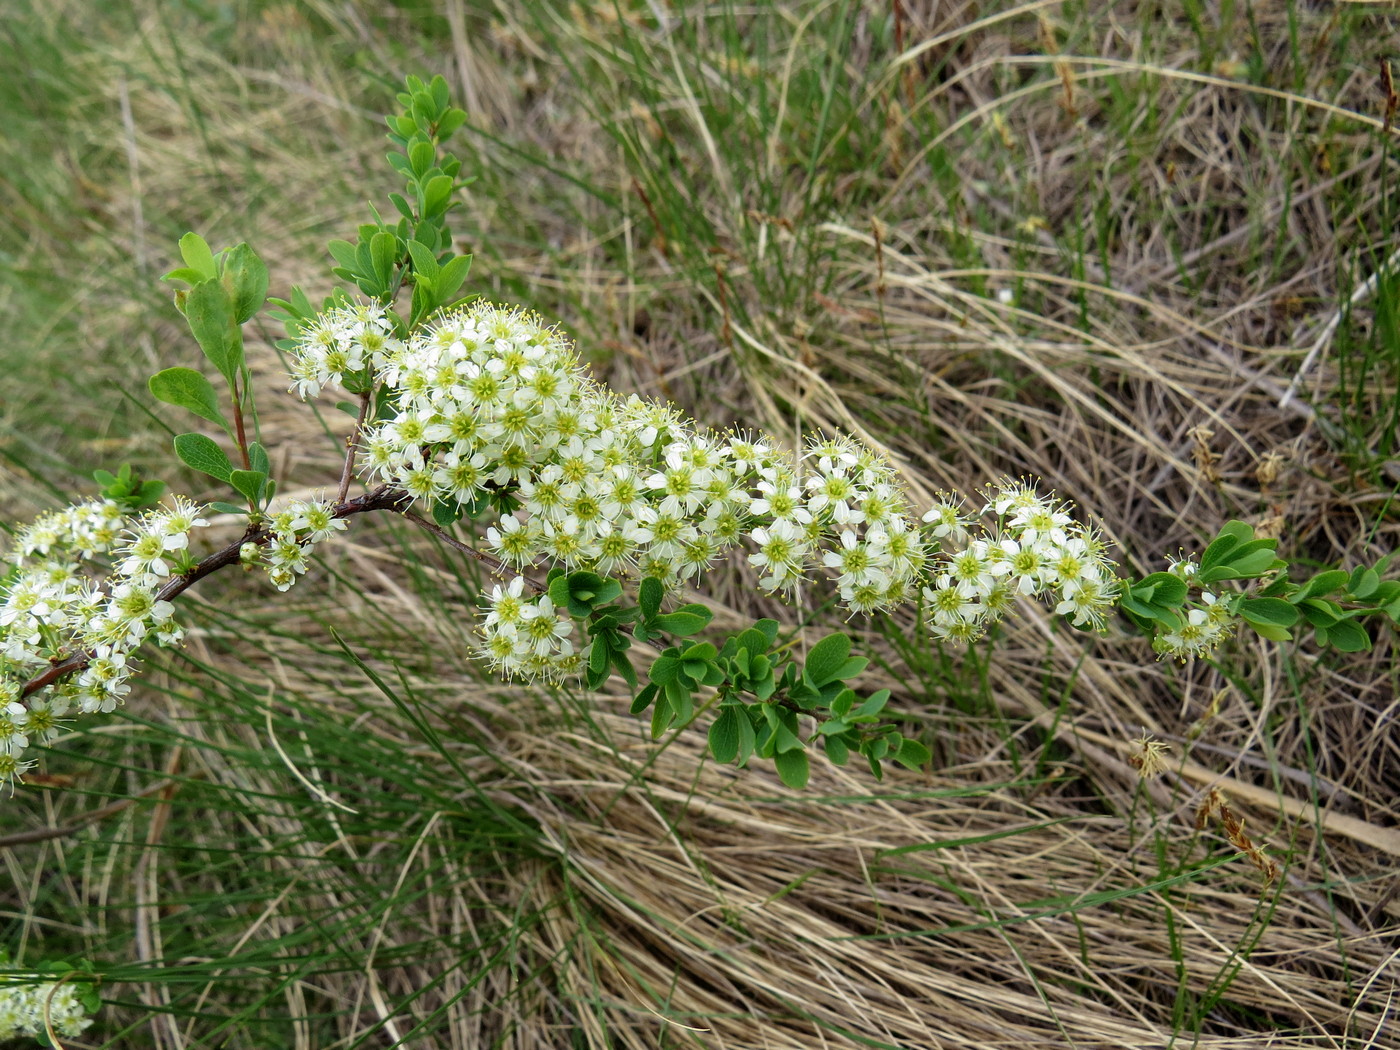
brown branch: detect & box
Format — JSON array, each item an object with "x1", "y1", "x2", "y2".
[
  {"x1": 231, "y1": 374, "x2": 252, "y2": 473},
  {"x1": 337, "y1": 389, "x2": 374, "y2": 503}
]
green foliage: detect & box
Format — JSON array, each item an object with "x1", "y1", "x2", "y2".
[
  {"x1": 1121, "y1": 520, "x2": 1397, "y2": 654},
  {"x1": 172, "y1": 432, "x2": 233, "y2": 483},
  {"x1": 322, "y1": 73, "x2": 473, "y2": 326},
  {"x1": 92, "y1": 463, "x2": 166, "y2": 512},
  {"x1": 148, "y1": 366, "x2": 231, "y2": 436}
]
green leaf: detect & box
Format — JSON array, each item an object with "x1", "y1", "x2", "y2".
[
  {"x1": 1202, "y1": 539, "x2": 1283, "y2": 582},
  {"x1": 773, "y1": 748, "x2": 810, "y2": 789},
  {"x1": 1325, "y1": 619, "x2": 1370, "y2": 652},
  {"x1": 856, "y1": 690, "x2": 891, "y2": 717},
  {"x1": 639, "y1": 577, "x2": 664, "y2": 621},
  {"x1": 248, "y1": 441, "x2": 271, "y2": 477},
  {"x1": 328, "y1": 239, "x2": 359, "y2": 272},
  {"x1": 173, "y1": 432, "x2": 232, "y2": 482},
  {"x1": 432, "y1": 498, "x2": 462, "y2": 527},
  {"x1": 1248, "y1": 622, "x2": 1292, "y2": 643},
  {"x1": 408, "y1": 139, "x2": 436, "y2": 177},
  {"x1": 438, "y1": 107, "x2": 467, "y2": 138},
  {"x1": 653, "y1": 604, "x2": 713, "y2": 636},
  {"x1": 221, "y1": 242, "x2": 268, "y2": 323},
  {"x1": 894, "y1": 736, "x2": 932, "y2": 771},
  {"x1": 208, "y1": 501, "x2": 246, "y2": 515},
  {"x1": 437, "y1": 254, "x2": 472, "y2": 300},
  {"x1": 1350, "y1": 567, "x2": 1382, "y2": 601},
  {"x1": 588, "y1": 636, "x2": 611, "y2": 676},
  {"x1": 803, "y1": 632, "x2": 852, "y2": 686},
  {"x1": 1297, "y1": 569, "x2": 1350, "y2": 600},
  {"x1": 1224, "y1": 547, "x2": 1284, "y2": 578},
  {"x1": 422, "y1": 173, "x2": 454, "y2": 217},
  {"x1": 648, "y1": 655, "x2": 680, "y2": 686},
  {"x1": 630, "y1": 683, "x2": 658, "y2": 715},
  {"x1": 611, "y1": 647, "x2": 638, "y2": 690},
  {"x1": 178, "y1": 232, "x2": 218, "y2": 280},
  {"x1": 184, "y1": 280, "x2": 242, "y2": 383},
  {"x1": 709, "y1": 707, "x2": 742, "y2": 764},
  {"x1": 650, "y1": 692, "x2": 674, "y2": 737},
  {"x1": 407, "y1": 240, "x2": 440, "y2": 279},
  {"x1": 1300, "y1": 598, "x2": 1343, "y2": 628},
  {"x1": 1237, "y1": 596, "x2": 1299, "y2": 627},
  {"x1": 734, "y1": 627, "x2": 770, "y2": 658},
  {"x1": 1132, "y1": 572, "x2": 1187, "y2": 606},
  {"x1": 149, "y1": 367, "x2": 230, "y2": 432},
  {"x1": 1119, "y1": 595, "x2": 1182, "y2": 628},
  {"x1": 162, "y1": 266, "x2": 209, "y2": 286},
  {"x1": 823, "y1": 734, "x2": 849, "y2": 765},
  {"x1": 370, "y1": 231, "x2": 401, "y2": 287},
  {"x1": 429, "y1": 74, "x2": 450, "y2": 111},
  {"x1": 832, "y1": 656, "x2": 869, "y2": 681},
  {"x1": 229, "y1": 469, "x2": 267, "y2": 504},
  {"x1": 1200, "y1": 531, "x2": 1243, "y2": 571}
]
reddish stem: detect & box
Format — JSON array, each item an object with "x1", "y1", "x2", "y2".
[{"x1": 337, "y1": 389, "x2": 373, "y2": 503}]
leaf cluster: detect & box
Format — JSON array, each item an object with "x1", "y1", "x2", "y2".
[
  {"x1": 323, "y1": 74, "x2": 473, "y2": 326},
  {"x1": 91, "y1": 463, "x2": 165, "y2": 512},
  {"x1": 154, "y1": 234, "x2": 273, "y2": 511},
  {"x1": 1121, "y1": 520, "x2": 1398, "y2": 653}
]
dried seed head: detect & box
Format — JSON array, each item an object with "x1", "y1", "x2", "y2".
[{"x1": 1128, "y1": 731, "x2": 1172, "y2": 779}]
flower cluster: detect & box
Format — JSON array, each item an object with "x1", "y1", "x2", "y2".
[
  {"x1": 1152, "y1": 556, "x2": 1239, "y2": 660},
  {"x1": 284, "y1": 301, "x2": 946, "y2": 675},
  {"x1": 245, "y1": 497, "x2": 349, "y2": 592},
  {"x1": 478, "y1": 577, "x2": 581, "y2": 680},
  {"x1": 0, "y1": 497, "x2": 210, "y2": 785},
  {"x1": 919, "y1": 481, "x2": 1120, "y2": 643},
  {"x1": 283, "y1": 300, "x2": 1120, "y2": 679},
  {"x1": 0, "y1": 967, "x2": 95, "y2": 1040},
  {"x1": 286, "y1": 300, "x2": 405, "y2": 400}
]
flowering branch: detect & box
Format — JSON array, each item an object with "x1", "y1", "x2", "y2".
[
  {"x1": 16, "y1": 485, "x2": 412, "y2": 703},
  {"x1": 3, "y1": 74, "x2": 1396, "y2": 800}
]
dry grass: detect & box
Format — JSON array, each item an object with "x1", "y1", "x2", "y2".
[{"x1": 2, "y1": 0, "x2": 1398, "y2": 1047}]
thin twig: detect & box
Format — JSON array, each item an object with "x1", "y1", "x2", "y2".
[
  {"x1": 399, "y1": 509, "x2": 546, "y2": 593},
  {"x1": 337, "y1": 389, "x2": 373, "y2": 503}
]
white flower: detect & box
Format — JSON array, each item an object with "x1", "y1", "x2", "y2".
[
  {"x1": 486, "y1": 515, "x2": 540, "y2": 567},
  {"x1": 822, "y1": 530, "x2": 891, "y2": 590},
  {"x1": 945, "y1": 539, "x2": 996, "y2": 599},
  {"x1": 0, "y1": 701, "x2": 30, "y2": 754},
  {"x1": 1009, "y1": 502, "x2": 1072, "y2": 547},
  {"x1": 987, "y1": 536, "x2": 1049, "y2": 596},
  {"x1": 517, "y1": 596, "x2": 575, "y2": 657},
  {"x1": 805, "y1": 468, "x2": 863, "y2": 525},
  {"x1": 923, "y1": 576, "x2": 984, "y2": 627},
  {"x1": 749, "y1": 480, "x2": 812, "y2": 525},
  {"x1": 482, "y1": 576, "x2": 528, "y2": 630},
  {"x1": 287, "y1": 499, "x2": 348, "y2": 544},
  {"x1": 1154, "y1": 607, "x2": 1224, "y2": 660},
  {"x1": 1054, "y1": 574, "x2": 1118, "y2": 629},
  {"x1": 748, "y1": 520, "x2": 809, "y2": 593}
]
